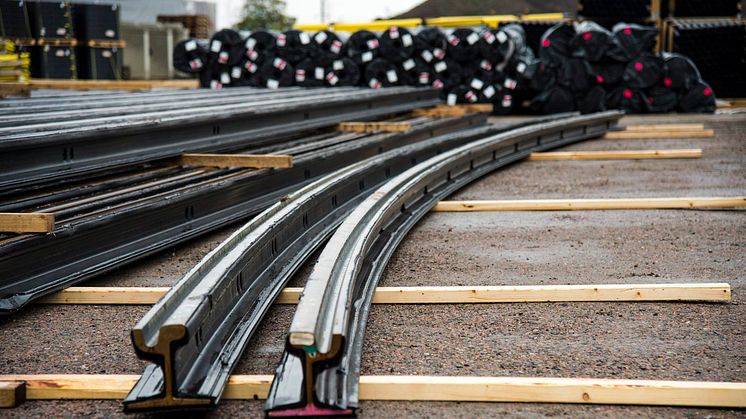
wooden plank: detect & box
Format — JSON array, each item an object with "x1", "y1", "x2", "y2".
[
  {"x1": 1, "y1": 374, "x2": 744, "y2": 408},
  {"x1": 412, "y1": 107, "x2": 467, "y2": 118},
  {"x1": 622, "y1": 124, "x2": 705, "y2": 131},
  {"x1": 0, "y1": 382, "x2": 26, "y2": 408},
  {"x1": 338, "y1": 122, "x2": 412, "y2": 133},
  {"x1": 38, "y1": 283, "x2": 731, "y2": 305},
  {"x1": 432, "y1": 197, "x2": 746, "y2": 212},
  {"x1": 0, "y1": 79, "x2": 199, "y2": 91},
  {"x1": 603, "y1": 130, "x2": 714, "y2": 139},
  {"x1": 0, "y1": 213, "x2": 54, "y2": 233},
  {"x1": 180, "y1": 153, "x2": 292, "y2": 169},
  {"x1": 528, "y1": 149, "x2": 703, "y2": 160}
]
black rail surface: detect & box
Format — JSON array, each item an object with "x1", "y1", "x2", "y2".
[{"x1": 265, "y1": 111, "x2": 623, "y2": 416}]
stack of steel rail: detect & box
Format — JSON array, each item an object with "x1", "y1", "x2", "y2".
[
  {"x1": 121, "y1": 109, "x2": 622, "y2": 413},
  {"x1": 0, "y1": 87, "x2": 446, "y2": 313}
]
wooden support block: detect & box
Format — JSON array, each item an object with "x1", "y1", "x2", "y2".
[
  {"x1": 8, "y1": 79, "x2": 199, "y2": 91},
  {"x1": 0, "y1": 382, "x2": 26, "y2": 408},
  {"x1": 338, "y1": 122, "x2": 411, "y2": 133},
  {"x1": 1, "y1": 374, "x2": 744, "y2": 408},
  {"x1": 622, "y1": 124, "x2": 705, "y2": 131},
  {"x1": 528, "y1": 149, "x2": 703, "y2": 160},
  {"x1": 432, "y1": 197, "x2": 746, "y2": 212},
  {"x1": 603, "y1": 130, "x2": 714, "y2": 139},
  {"x1": 0, "y1": 213, "x2": 54, "y2": 233},
  {"x1": 412, "y1": 107, "x2": 467, "y2": 118},
  {"x1": 0, "y1": 84, "x2": 31, "y2": 98},
  {"x1": 180, "y1": 153, "x2": 292, "y2": 169},
  {"x1": 39, "y1": 283, "x2": 731, "y2": 305}
]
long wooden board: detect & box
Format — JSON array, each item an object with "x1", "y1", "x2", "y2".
[
  {"x1": 0, "y1": 79, "x2": 199, "y2": 91},
  {"x1": 0, "y1": 382, "x2": 25, "y2": 408},
  {"x1": 528, "y1": 149, "x2": 703, "y2": 160},
  {"x1": 2, "y1": 374, "x2": 744, "y2": 408},
  {"x1": 338, "y1": 122, "x2": 411, "y2": 133},
  {"x1": 604, "y1": 130, "x2": 714, "y2": 139},
  {"x1": 622, "y1": 124, "x2": 705, "y2": 131},
  {"x1": 180, "y1": 153, "x2": 293, "y2": 169},
  {"x1": 0, "y1": 213, "x2": 54, "y2": 233},
  {"x1": 37, "y1": 283, "x2": 731, "y2": 305},
  {"x1": 432, "y1": 197, "x2": 746, "y2": 212}
]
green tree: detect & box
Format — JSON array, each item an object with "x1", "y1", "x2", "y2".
[{"x1": 235, "y1": 0, "x2": 296, "y2": 31}]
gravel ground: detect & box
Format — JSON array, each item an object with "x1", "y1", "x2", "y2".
[{"x1": 1, "y1": 114, "x2": 744, "y2": 418}]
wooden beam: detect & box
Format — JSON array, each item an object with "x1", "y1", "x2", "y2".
[
  {"x1": 0, "y1": 382, "x2": 26, "y2": 408},
  {"x1": 622, "y1": 124, "x2": 705, "y2": 131},
  {"x1": 0, "y1": 79, "x2": 199, "y2": 91},
  {"x1": 0, "y1": 213, "x2": 54, "y2": 234},
  {"x1": 412, "y1": 107, "x2": 467, "y2": 118},
  {"x1": 604, "y1": 130, "x2": 714, "y2": 139},
  {"x1": 528, "y1": 149, "x2": 703, "y2": 161},
  {"x1": 38, "y1": 283, "x2": 731, "y2": 305},
  {"x1": 338, "y1": 122, "x2": 411, "y2": 133},
  {"x1": 432, "y1": 197, "x2": 746, "y2": 212},
  {"x1": 1, "y1": 374, "x2": 744, "y2": 408},
  {"x1": 180, "y1": 153, "x2": 292, "y2": 169}
]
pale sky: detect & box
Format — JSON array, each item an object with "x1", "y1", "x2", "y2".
[{"x1": 216, "y1": 0, "x2": 424, "y2": 29}]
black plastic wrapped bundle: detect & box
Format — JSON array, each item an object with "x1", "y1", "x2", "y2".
[
  {"x1": 558, "y1": 58, "x2": 594, "y2": 92},
  {"x1": 571, "y1": 21, "x2": 612, "y2": 62},
  {"x1": 311, "y1": 30, "x2": 345, "y2": 66},
  {"x1": 661, "y1": 52, "x2": 701, "y2": 92},
  {"x1": 538, "y1": 23, "x2": 575, "y2": 68},
  {"x1": 255, "y1": 56, "x2": 294, "y2": 88},
  {"x1": 606, "y1": 87, "x2": 644, "y2": 113},
  {"x1": 679, "y1": 81, "x2": 716, "y2": 113},
  {"x1": 592, "y1": 60, "x2": 626, "y2": 87},
  {"x1": 173, "y1": 39, "x2": 207, "y2": 74},
  {"x1": 528, "y1": 62, "x2": 557, "y2": 91},
  {"x1": 276, "y1": 29, "x2": 316, "y2": 65},
  {"x1": 478, "y1": 28, "x2": 513, "y2": 66},
  {"x1": 644, "y1": 85, "x2": 678, "y2": 113},
  {"x1": 531, "y1": 86, "x2": 576, "y2": 113},
  {"x1": 445, "y1": 85, "x2": 480, "y2": 105},
  {"x1": 577, "y1": 85, "x2": 607, "y2": 114},
  {"x1": 399, "y1": 57, "x2": 433, "y2": 86},
  {"x1": 414, "y1": 26, "x2": 448, "y2": 63},
  {"x1": 607, "y1": 23, "x2": 657, "y2": 62},
  {"x1": 446, "y1": 28, "x2": 481, "y2": 63},
  {"x1": 208, "y1": 29, "x2": 244, "y2": 67},
  {"x1": 363, "y1": 58, "x2": 401, "y2": 89},
  {"x1": 244, "y1": 30, "x2": 277, "y2": 63},
  {"x1": 623, "y1": 53, "x2": 663, "y2": 89},
  {"x1": 294, "y1": 58, "x2": 327, "y2": 87},
  {"x1": 493, "y1": 91, "x2": 517, "y2": 115},
  {"x1": 379, "y1": 26, "x2": 416, "y2": 64},
  {"x1": 430, "y1": 58, "x2": 464, "y2": 91},
  {"x1": 347, "y1": 30, "x2": 380, "y2": 65},
  {"x1": 326, "y1": 57, "x2": 361, "y2": 86}
]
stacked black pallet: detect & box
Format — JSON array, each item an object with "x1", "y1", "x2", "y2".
[
  {"x1": 173, "y1": 25, "x2": 534, "y2": 107},
  {"x1": 26, "y1": 1, "x2": 77, "y2": 79},
  {"x1": 74, "y1": 3, "x2": 122, "y2": 80},
  {"x1": 529, "y1": 21, "x2": 715, "y2": 114}
]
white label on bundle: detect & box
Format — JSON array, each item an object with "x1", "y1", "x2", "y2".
[
  {"x1": 366, "y1": 39, "x2": 379, "y2": 49},
  {"x1": 504, "y1": 78, "x2": 517, "y2": 89},
  {"x1": 277, "y1": 34, "x2": 287, "y2": 47},
  {"x1": 231, "y1": 66, "x2": 241, "y2": 79},
  {"x1": 326, "y1": 73, "x2": 339, "y2": 86},
  {"x1": 448, "y1": 35, "x2": 459, "y2": 46},
  {"x1": 480, "y1": 60, "x2": 492, "y2": 70},
  {"x1": 246, "y1": 38, "x2": 257, "y2": 50},
  {"x1": 295, "y1": 69, "x2": 306, "y2": 82},
  {"x1": 267, "y1": 79, "x2": 280, "y2": 89},
  {"x1": 483, "y1": 85, "x2": 496, "y2": 98},
  {"x1": 484, "y1": 32, "x2": 495, "y2": 44},
  {"x1": 189, "y1": 58, "x2": 203, "y2": 70},
  {"x1": 43, "y1": 45, "x2": 50, "y2": 52},
  {"x1": 434, "y1": 48, "x2": 445, "y2": 59},
  {"x1": 447, "y1": 93, "x2": 457, "y2": 106},
  {"x1": 434, "y1": 61, "x2": 447, "y2": 73},
  {"x1": 402, "y1": 59, "x2": 415, "y2": 71},
  {"x1": 402, "y1": 33, "x2": 413, "y2": 47},
  {"x1": 465, "y1": 90, "x2": 478, "y2": 102},
  {"x1": 333, "y1": 60, "x2": 344, "y2": 70},
  {"x1": 330, "y1": 40, "x2": 342, "y2": 54},
  {"x1": 40, "y1": 28, "x2": 46, "y2": 37},
  {"x1": 247, "y1": 49, "x2": 258, "y2": 61},
  {"x1": 105, "y1": 29, "x2": 115, "y2": 38},
  {"x1": 516, "y1": 62, "x2": 527, "y2": 74},
  {"x1": 210, "y1": 80, "x2": 222, "y2": 90},
  {"x1": 55, "y1": 49, "x2": 64, "y2": 57},
  {"x1": 421, "y1": 50, "x2": 434, "y2": 62},
  {"x1": 56, "y1": 27, "x2": 66, "y2": 36},
  {"x1": 369, "y1": 78, "x2": 381, "y2": 89},
  {"x1": 273, "y1": 57, "x2": 287, "y2": 70},
  {"x1": 314, "y1": 31, "x2": 328, "y2": 44},
  {"x1": 218, "y1": 51, "x2": 229, "y2": 64},
  {"x1": 432, "y1": 79, "x2": 443, "y2": 89},
  {"x1": 221, "y1": 72, "x2": 230, "y2": 84},
  {"x1": 211, "y1": 40, "x2": 222, "y2": 52},
  {"x1": 497, "y1": 31, "x2": 508, "y2": 43},
  {"x1": 65, "y1": 48, "x2": 71, "y2": 56},
  {"x1": 389, "y1": 27, "x2": 400, "y2": 39},
  {"x1": 418, "y1": 72, "x2": 429, "y2": 85},
  {"x1": 185, "y1": 40, "x2": 197, "y2": 52},
  {"x1": 102, "y1": 50, "x2": 112, "y2": 58},
  {"x1": 470, "y1": 78, "x2": 484, "y2": 90},
  {"x1": 466, "y1": 32, "x2": 479, "y2": 45},
  {"x1": 362, "y1": 51, "x2": 373, "y2": 62},
  {"x1": 502, "y1": 94, "x2": 512, "y2": 107},
  {"x1": 299, "y1": 32, "x2": 311, "y2": 44},
  {"x1": 245, "y1": 61, "x2": 258, "y2": 73},
  {"x1": 386, "y1": 69, "x2": 398, "y2": 83},
  {"x1": 315, "y1": 67, "x2": 324, "y2": 80}
]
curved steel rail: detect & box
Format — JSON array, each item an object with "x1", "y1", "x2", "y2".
[{"x1": 264, "y1": 111, "x2": 623, "y2": 416}]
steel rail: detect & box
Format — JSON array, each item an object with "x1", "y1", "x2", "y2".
[
  {"x1": 122, "y1": 113, "x2": 569, "y2": 412},
  {"x1": 0, "y1": 87, "x2": 439, "y2": 192},
  {"x1": 264, "y1": 111, "x2": 623, "y2": 416},
  {"x1": 0, "y1": 114, "x2": 484, "y2": 314}
]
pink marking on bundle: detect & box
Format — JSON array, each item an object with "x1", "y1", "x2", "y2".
[
  {"x1": 583, "y1": 32, "x2": 592, "y2": 41},
  {"x1": 542, "y1": 39, "x2": 551, "y2": 48},
  {"x1": 623, "y1": 89, "x2": 633, "y2": 99},
  {"x1": 703, "y1": 87, "x2": 713, "y2": 96}
]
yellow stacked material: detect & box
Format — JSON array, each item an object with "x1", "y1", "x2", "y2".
[
  {"x1": 481, "y1": 15, "x2": 521, "y2": 28},
  {"x1": 0, "y1": 40, "x2": 31, "y2": 82},
  {"x1": 333, "y1": 19, "x2": 423, "y2": 32}
]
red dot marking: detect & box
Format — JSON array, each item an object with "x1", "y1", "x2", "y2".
[
  {"x1": 663, "y1": 77, "x2": 672, "y2": 87},
  {"x1": 634, "y1": 62, "x2": 643, "y2": 72},
  {"x1": 583, "y1": 32, "x2": 592, "y2": 41},
  {"x1": 703, "y1": 87, "x2": 713, "y2": 96},
  {"x1": 542, "y1": 39, "x2": 551, "y2": 48},
  {"x1": 623, "y1": 27, "x2": 632, "y2": 35},
  {"x1": 596, "y1": 75, "x2": 604, "y2": 84},
  {"x1": 623, "y1": 89, "x2": 633, "y2": 99}
]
